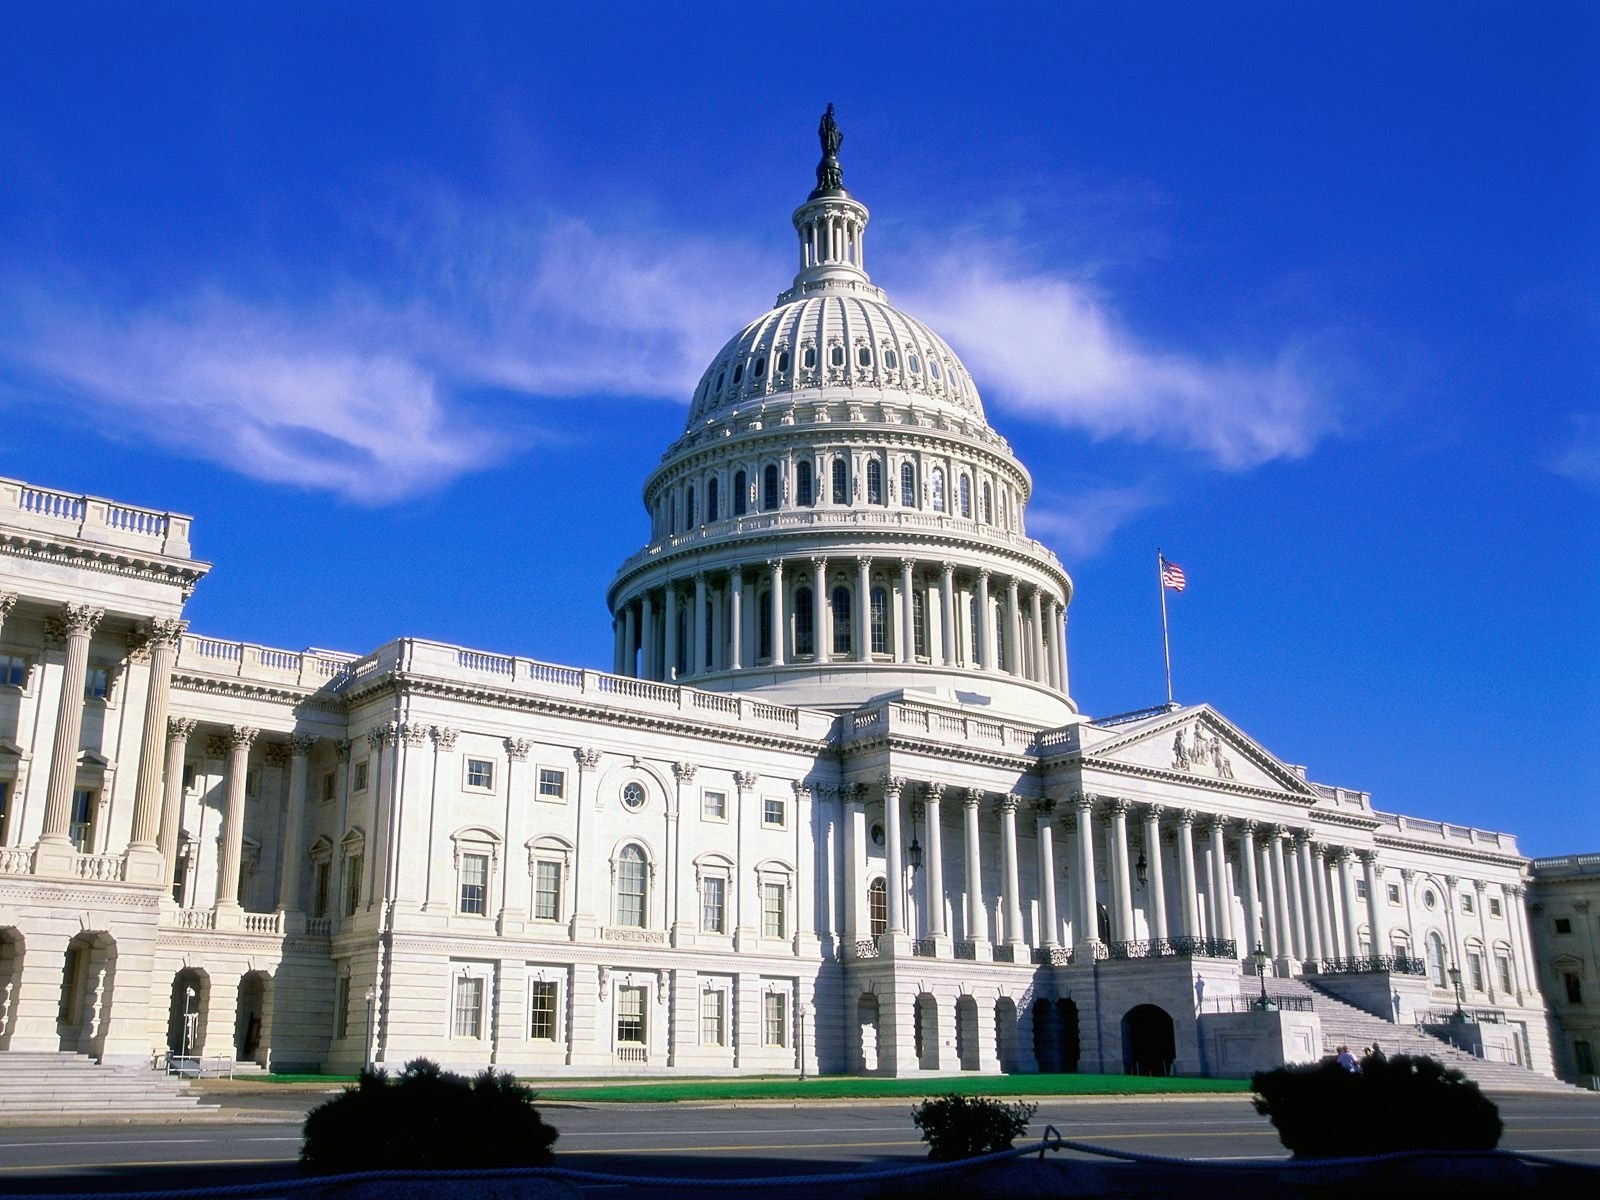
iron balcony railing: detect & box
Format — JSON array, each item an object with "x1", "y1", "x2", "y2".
[
  {"x1": 1314, "y1": 954, "x2": 1427, "y2": 976},
  {"x1": 1105, "y1": 936, "x2": 1237, "y2": 961}
]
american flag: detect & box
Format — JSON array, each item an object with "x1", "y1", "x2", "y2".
[{"x1": 1161, "y1": 558, "x2": 1187, "y2": 592}]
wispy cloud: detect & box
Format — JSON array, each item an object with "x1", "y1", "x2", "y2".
[
  {"x1": 1551, "y1": 412, "x2": 1600, "y2": 490},
  {"x1": 1026, "y1": 484, "x2": 1166, "y2": 559},
  {"x1": 899, "y1": 245, "x2": 1334, "y2": 469}
]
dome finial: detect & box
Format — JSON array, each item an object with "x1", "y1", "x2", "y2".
[{"x1": 812, "y1": 103, "x2": 844, "y2": 196}]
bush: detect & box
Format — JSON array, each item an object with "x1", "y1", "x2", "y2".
[
  {"x1": 301, "y1": 1058, "x2": 559, "y2": 1174},
  {"x1": 911, "y1": 1093, "x2": 1037, "y2": 1161},
  {"x1": 1252, "y1": 1053, "x2": 1502, "y2": 1159}
]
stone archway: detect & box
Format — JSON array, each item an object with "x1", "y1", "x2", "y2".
[
  {"x1": 236, "y1": 971, "x2": 270, "y2": 1062},
  {"x1": 955, "y1": 994, "x2": 981, "y2": 1071},
  {"x1": 166, "y1": 968, "x2": 209, "y2": 1063},
  {"x1": 994, "y1": 996, "x2": 1019, "y2": 1073},
  {"x1": 856, "y1": 993, "x2": 880, "y2": 1074},
  {"x1": 1121, "y1": 1003, "x2": 1175, "y2": 1076},
  {"x1": 1057, "y1": 998, "x2": 1081, "y2": 1073},
  {"x1": 1031, "y1": 997, "x2": 1060, "y2": 1072},
  {"x1": 0, "y1": 927, "x2": 23, "y2": 1051},
  {"x1": 57, "y1": 932, "x2": 116, "y2": 1058},
  {"x1": 913, "y1": 992, "x2": 939, "y2": 1070}
]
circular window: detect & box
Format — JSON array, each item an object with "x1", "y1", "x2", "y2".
[
  {"x1": 621, "y1": 782, "x2": 647, "y2": 811},
  {"x1": 1423, "y1": 890, "x2": 1437, "y2": 909},
  {"x1": 870, "y1": 822, "x2": 885, "y2": 848}
]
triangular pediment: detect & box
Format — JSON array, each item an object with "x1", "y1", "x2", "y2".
[{"x1": 1082, "y1": 705, "x2": 1318, "y2": 798}]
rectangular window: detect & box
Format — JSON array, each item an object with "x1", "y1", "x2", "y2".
[
  {"x1": 352, "y1": 760, "x2": 369, "y2": 793},
  {"x1": 762, "y1": 795, "x2": 786, "y2": 828},
  {"x1": 529, "y1": 982, "x2": 557, "y2": 1041},
  {"x1": 452, "y1": 975, "x2": 484, "y2": 1038},
  {"x1": 1565, "y1": 972, "x2": 1583, "y2": 1004},
  {"x1": 1355, "y1": 879, "x2": 1368, "y2": 900},
  {"x1": 869, "y1": 588, "x2": 888, "y2": 654},
  {"x1": 459, "y1": 853, "x2": 488, "y2": 915},
  {"x1": 1497, "y1": 954, "x2": 1514, "y2": 994},
  {"x1": 0, "y1": 652, "x2": 28, "y2": 687},
  {"x1": 537, "y1": 768, "x2": 566, "y2": 800},
  {"x1": 1555, "y1": 917, "x2": 1573, "y2": 935},
  {"x1": 345, "y1": 854, "x2": 363, "y2": 915},
  {"x1": 701, "y1": 876, "x2": 725, "y2": 933},
  {"x1": 466, "y1": 758, "x2": 494, "y2": 790},
  {"x1": 763, "y1": 992, "x2": 787, "y2": 1047},
  {"x1": 1386, "y1": 883, "x2": 1401, "y2": 904},
  {"x1": 183, "y1": 763, "x2": 197, "y2": 791},
  {"x1": 1489, "y1": 897, "x2": 1503, "y2": 918},
  {"x1": 533, "y1": 860, "x2": 563, "y2": 921},
  {"x1": 702, "y1": 790, "x2": 727, "y2": 821},
  {"x1": 321, "y1": 770, "x2": 336, "y2": 802},
  {"x1": 762, "y1": 882, "x2": 786, "y2": 939},
  {"x1": 1462, "y1": 892, "x2": 1475, "y2": 914},
  {"x1": 69, "y1": 788, "x2": 95, "y2": 852},
  {"x1": 701, "y1": 989, "x2": 726, "y2": 1046},
  {"x1": 335, "y1": 976, "x2": 351, "y2": 1039},
  {"x1": 616, "y1": 985, "x2": 646, "y2": 1045},
  {"x1": 84, "y1": 665, "x2": 110, "y2": 701},
  {"x1": 313, "y1": 862, "x2": 331, "y2": 918},
  {"x1": 1468, "y1": 951, "x2": 1484, "y2": 992}
]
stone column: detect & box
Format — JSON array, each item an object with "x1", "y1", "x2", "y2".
[
  {"x1": 1286, "y1": 832, "x2": 1311, "y2": 965},
  {"x1": 612, "y1": 612, "x2": 626, "y2": 674},
  {"x1": 729, "y1": 573, "x2": 744, "y2": 670},
  {"x1": 1108, "y1": 799, "x2": 1135, "y2": 941},
  {"x1": 974, "y1": 571, "x2": 993, "y2": 670},
  {"x1": 1506, "y1": 883, "x2": 1536, "y2": 1000},
  {"x1": 998, "y1": 793, "x2": 1024, "y2": 951},
  {"x1": 1257, "y1": 840, "x2": 1281, "y2": 957},
  {"x1": 214, "y1": 726, "x2": 259, "y2": 918},
  {"x1": 669, "y1": 762, "x2": 695, "y2": 943},
  {"x1": 277, "y1": 735, "x2": 315, "y2": 915},
  {"x1": 1175, "y1": 809, "x2": 1199, "y2": 938},
  {"x1": 1313, "y1": 846, "x2": 1339, "y2": 960},
  {"x1": 1238, "y1": 821, "x2": 1263, "y2": 954},
  {"x1": 1363, "y1": 852, "x2": 1387, "y2": 959},
  {"x1": 842, "y1": 785, "x2": 867, "y2": 941},
  {"x1": 939, "y1": 565, "x2": 957, "y2": 666},
  {"x1": 1005, "y1": 578, "x2": 1023, "y2": 676},
  {"x1": 1207, "y1": 819, "x2": 1234, "y2": 943},
  {"x1": 158, "y1": 717, "x2": 197, "y2": 883},
  {"x1": 1054, "y1": 602, "x2": 1070, "y2": 695},
  {"x1": 1399, "y1": 868, "x2": 1419, "y2": 964},
  {"x1": 1074, "y1": 794, "x2": 1100, "y2": 955},
  {"x1": 663, "y1": 583, "x2": 680, "y2": 680},
  {"x1": 1443, "y1": 873, "x2": 1465, "y2": 977},
  {"x1": 962, "y1": 789, "x2": 989, "y2": 949},
  {"x1": 1035, "y1": 799, "x2": 1059, "y2": 948},
  {"x1": 1142, "y1": 806, "x2": 1169, "y2": 942},
  {"x1": 1473, "y1": 880, "x2": 1495, "y2": 1002},
  {"x1": 640, "y1": 593, "x2": 657, "y2": 680},
  {"x1": 881, "y1": 776, "x2": 905, "y2": 937},
  {"x1": 1339, "y1": 852, "x2": 1363, "y2": 958},
  {"x1": 812, "y1": 558, "x2": 829, "y2": 662},
  {"x1": 1294, "y1": 837, "x2": 1323, "y2": 966},
  {"x1": 622, "y1": 603, "x2": 638, "y2": 677},
  {"x1": 768, "y1": 560, "x2": 785, "y2": 666},
  {"x1": 128, "y1": 620, "x2": 186, "y2": 872},
  {"x1": 0, "y1": 593, "x2": 14, "y2": 643},
  {"x1": 691, "y1": 573, "x2": 708, "y2": 678},
  {"x1": 924, "y1": 783, "x2": 947, "y2": 943},
  {"x1": 1266, "y1": 829, "x2": 1296, "y2": 965},
  {"x1": 855, "y1": 557, "x2": 871, "y2": 661},
  {"x1": 38, "y1": 604, "x2": 104, "y2": 856},
  {"x1": 898, "y1": 559, "x2": 915, "y2": 663}
]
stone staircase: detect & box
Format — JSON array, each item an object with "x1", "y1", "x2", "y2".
[
  {"x1": 1259, "y1": 976, "x2": 1581, "y2": 1094},
  {"x1": 0, "y1": 1051, "x2": 222, "y2": 1122}
]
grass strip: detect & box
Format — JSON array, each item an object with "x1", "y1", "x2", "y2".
[{"x1": 525, "y1": 1074, "x2": 1250, "y2": 1103}]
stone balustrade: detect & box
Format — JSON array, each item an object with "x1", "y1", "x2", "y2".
[{"x1": 1, "y1": 476, "x2": 194, "y2": 558}]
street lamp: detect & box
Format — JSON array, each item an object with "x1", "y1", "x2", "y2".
[
  {"x1": 1447, "y1": 965, "x2": 1467, "y2": 1023},
  {"x1": 1253, "y1": 943, "x2": 1276, "y2": 1011},
  {"x1": 1135, "y1": 852, "x2": 1148, "y2": 886},
  {"x1": 363, "y1": 986, "x2": 377, "y2": 1070},
  {"x1": 906, "y1": 834, "x2": 923, "y2": 871},
  {"x1": 797, "y1": 1002, "x2": 808, "y2": 1082},
  {"x1": 180, "y1": 985, "x2": 197, "y2": 1071}
]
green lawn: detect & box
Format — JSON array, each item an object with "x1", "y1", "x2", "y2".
[{"x1": 524, "y1": 1074, "x2": 1250, "y2": 1103}]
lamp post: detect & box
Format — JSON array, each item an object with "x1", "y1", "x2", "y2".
[
  {"x1": 180, "y1": 985, "x2": 197, "y2": 1071},
  {"x1": 1253, "y1": 943, "x2": 1276, "y2": 1011},
  {"x1": 797, "y1": 1001, "x2": 808, "y2": 1082},
  {"x1": 1135, "y1": 852, "x2": 1148, "y2": 887},
  {"x1": 363, "y1": 986, "x2": 377, "y2": 1070},
  {"x1": 1447, "y1": 965, "x2": 1467, "y2": 1023}
]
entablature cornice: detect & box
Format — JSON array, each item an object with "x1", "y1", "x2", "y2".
[
  {"x1": 0, "y1": 532, "x2": 209, "y2": 597},
  {"x1": 1372, "y1": 834, "x2": 1528, "y2": 871},
  {"x1": 841, "y1": 731, "x2": 1036, "y2": 773},
  {"x1": 1072, "y1": 756, "x2": 1319, "y2": 808}
]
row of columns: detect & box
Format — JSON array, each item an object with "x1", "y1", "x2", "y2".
[{"x1": 614, "y1": 559, "x2": 1067, "y2": 691}]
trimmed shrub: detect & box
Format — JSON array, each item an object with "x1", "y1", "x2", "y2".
[
  {"x1": 301, "y1": 1058, "x2": 558, "y2": 1173},
  {"x1": 911, "y1": 1093, "x2": 1037, "y2": 1161},
  {"x1": 1252, "y1": 1053, "x2": 1502, "y2": 1159}
]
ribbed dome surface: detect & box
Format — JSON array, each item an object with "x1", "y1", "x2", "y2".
[{"x1": 686, "y1": 292, "x2": 985, "y2": 429}]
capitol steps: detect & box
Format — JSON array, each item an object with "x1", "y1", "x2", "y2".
[
  {"x1": 1257, "y1": 976, "x2": 1580, "y2": 1094},
  {"x1": 0, "y1": 1051, "x2": 221, "y2": 1122}
]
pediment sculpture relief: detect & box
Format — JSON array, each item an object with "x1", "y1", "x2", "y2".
[{"x1": 1173, "y1": 725, "x2": 1234, "y2": 779}]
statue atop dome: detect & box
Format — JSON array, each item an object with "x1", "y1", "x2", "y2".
[{"x1": 812, "y1": 103, "x2": 844, "y2": 196}]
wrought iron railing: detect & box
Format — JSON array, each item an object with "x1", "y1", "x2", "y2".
[
  {"x1": 1314, "y1": 954, "x2": 1426, "y2": 976},
  {"x1": 954, "y1": 940, "x2": 976, "y2": 960},
  {"x1": 1418, "y1": 1007, "x2": 1506, "y2": 1025},
  {"x1": 992, "y1": 945, "x2": 1017, "y2": 963},
  {"x1": 854, "y1": 938, "x2": 880, "y2": 960},
  {"x1": 911, "y1": 939, "x2": 936, "y2": 957},
  {"x1": 1032, "y1": 946, "x2": 1076, "y2": 966},
  {"x1": 1106, "y1": 936, "x2": 1236, "y2": 960},
  {"x1": 1204, "y1": 994, "x2": 1315, "y2": 1013}
]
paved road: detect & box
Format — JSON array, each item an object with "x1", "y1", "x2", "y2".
[{"x1": 0, "y1": 1092, "x2": 1595, "y2": 1195}]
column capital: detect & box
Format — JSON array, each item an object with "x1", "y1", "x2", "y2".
[
  {"x1": 1140, "y1": 803, "x2": 1165, "y2": 822},
  {"x1": 924, "y1": 780, "x2": 946, "y2": 803},
  {"x1": 791, "y1": 779, "x2": 811, "y2": 801},
  {"x1": 167, "y1": 716, "x2": 198, "y2": 742},
  {"x1": 1176, "y1": 807, "x2": 1198, "y2": 827},
  {"x1": 898, "y1": 556, "x2": 914, "y2": 570},
  {"x1": 880, "y1": 775, "x2": 906, "y2": 801},
  {"x1": 735, "y1": 771, "x2": 759, "y2": 792},
  {"x1": 964, "y1": 787, "x2": 986, "y2": 810},
  {"x1": 1444, "y1": 873, "x2": 1460, "y2": 889},
  {"x1": 148, "y1": 617, "x2": 187, "y2": 647},
  {"x1": 766, "y1": 557, "x2": 785, "y2": 572},
  {"x1": 1237, "y1": 818, "x2": 1259, "y2": 837},
  {"x1": 1106, "y1": 796, "x2": 1131, "y2": 818},
  {"x1": 289, "y1": 734, "x2": 317, "y2": 757},
  {"x1": 228, "y1": 726, "x2": 259, "y2": 753},
  {"x1": 997, "y1": 793, "x2": 1022, "y2": 814},
  {"x1": 1358, "y1": 847, "x2": 1380, "y2": 865},
  {"x1": 431, "y1": 725, "x2": 460, "y2": 750},
  {"x1": 46, "y1": 603, "x2": 105, "y2": 643},
  {"x1": 575, "y1": 746, "x2": 602, "y2": 769},
  {"x1": 941, "y1": 562, "x2": 955, "y2": 579},
  {"x1": 335, "y1": 739, "x2": 351, "y2": 761},
  {"x1": 1504, "y1": 882, "x2": 1523, "y2": 897},
  {"x1": 399, "y1": 723, "x2": 427, "y2": 746},
  {"x1": 1032, "y1": 795, "x2": 1057, "y2": 816},
  {"x1": 1006, "y1": 576, "x2": 1020, "y2": 595},
  {"x1": 366, "y1": 727, "x2": 390, "y2": 751},
  {"x1": 975, "y1": 567, "x2": 991, "y2": 583},
  {"x1": 1200, "y1": 816, "x2": 1227, "y2": 836},
  {"x1": 261, "y1": 742, "x2": 291, "y2": 769},
  {"x1": 0, "y1": 592, "x2": 16, "y2": 618},
  {"x1": 1073, "y1": 790, "x2": 1095, "y2": 814},
  {"x1": 672, "y1": 761, "x2": 698, "y2": 783},
  {"x1": 504, "y1": 737, "x2": 532, "y2": 761},
  {"x1": 1401, "y1": 867, "x2": 1418, "y2": 882},
  {"x1": 1471, "y1": 878, "x2": 1487, "y2": 893}
]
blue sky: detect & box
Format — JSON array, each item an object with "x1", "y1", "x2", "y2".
[{"x1": 0, "y1": 3, "x2": 1594, "y2": 854}]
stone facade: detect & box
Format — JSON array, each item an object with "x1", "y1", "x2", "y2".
[
  {"x1": 1528, "y1": 854, "x2": 1600, "y2": 1085},
  {"x1": 0, "y1": 122, "x2": 1560, "y2": 1080}
]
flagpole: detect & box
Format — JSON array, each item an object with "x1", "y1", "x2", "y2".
[{"x1": 1158, "y1": 548, "x2": 1174, "y2": 707}]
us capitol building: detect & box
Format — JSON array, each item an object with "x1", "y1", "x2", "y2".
[{"x1": 0, "y1": 113, "x2": 1569, "y2": 1083}]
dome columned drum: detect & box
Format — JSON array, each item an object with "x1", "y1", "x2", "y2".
[{"x1": 606, "y1": 113, "x2": 1074, "y2": 724}]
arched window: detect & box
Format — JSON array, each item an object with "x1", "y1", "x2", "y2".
[
  {"x1": 758, "y1": 590, "x2": 773, "y2": 660},
  {"x1": 796, "y1": 460, "x2": 814, "y2": 507},
  {"x1": 686, "y1": 486, "x2": 696, "y2": 529},
  {"x1": 831, "y1": 586, "x2": 852, "y2": 656},
  {"x1": 868, "y1": 878, "x2": 887, "y2": 937},
  {"x1": 981, "y1": 482, "x2": 992, "y2": 524},
  {"x1": 1426, "y1": 931, "x2": 1447, "y2": 987},
  {"x1": 832, "y1": 457, "x2": 849, "y2": 504},
  {"x1": 866, "y1": 460, "x2": 883, "y2": 505},
  {"x1": 959, "y1": 475, "x2": 972, "y2": 518},
  {"x1": 668, "y1": 493, "x2": 677, "y2": 535},
  {"x1": 733, "y1": 470, "x2": 748, "y2": 517},
  {"x1": 616, "y1": 844, "x2": 647, "y2": 928},
  {"x1": 900, "y1": 462, "x2": 916, "y2": 506},
  {"x1": 762, "y1": 464, "x2": 780, "y2": 511},
  {"x1": 994, "y1": 606, "x2": 1006, "y2": 672},
  {"x1": 707, "y1": 477, "x2": 720, "y2": 522},
  {"x1": 969, "y1": 594, "x2": 982, "y2": 666},
  {"x1": 931, "y1": 468, "x2": 946, "y2": 513},
  {"x1": 912, "y1": 590, "x2": 928, "y2": 658},
  {"x1": 829, "y1": 343, "x2": 844, "y2": 368},
  {"x1": 856, "y1": 344, "x2": 871, "y2": 368},
  {"x1": 870, "y1": 587, "x2": 889, "y2": 655},
  {"x1": 794, "y1": 587, "x2": 815, "y2": 657},
  {"x1": 803, "y1": 345, "x2": 817, "y2": 369}
]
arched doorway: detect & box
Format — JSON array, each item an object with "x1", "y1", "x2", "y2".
[
  {"x1": 1121, "y1": 1004, "x2": 1175, "y2": 1076},
  {"x1": 994, "y1": 996, "x2": 1019, "y2": 1073},
  {"x1": 913, "y1": 993, "x2": 939, "y2": 1070},
  {"x1": 1057, "y1": 998, "x2": 1081, "y2": 1073},
  {"x1": 1031, "y1": 997, "x2": 1060, "y2": 1072},
  {"x1": 166, "y1": 968, "x2": 209, "y2": 1064},
  {"x1": 1097, "y1": 902, "x2": 1111, "y2": 942},
  {"x1": 856, "y1": 993, "x2": 880, "y2": 1074},
  {"x1": 57, "y1": 932, "x2": 116, "y2": 1058},
  {"x1": 236, "y1": 972, "x2": 269, "y2": 1063},
  {"x1": 955, "y1": 995, "x2": 981, "y2": 1071},
  {"x1": 0, "y1": 927, "x2": 23, "y2": 1051}
]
